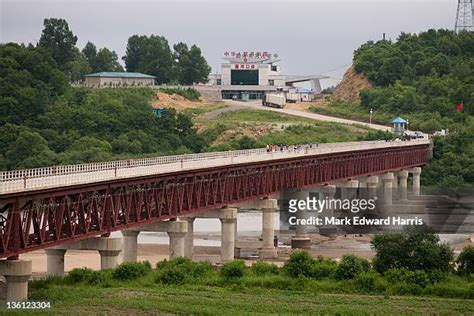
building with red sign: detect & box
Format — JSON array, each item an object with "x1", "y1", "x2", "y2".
[
  {"x1": 208, "y1": 51, "x2": 287, "y2": 100},
  {"x1": 207, "y1": 51, "x2": 326, "y2": 101}
]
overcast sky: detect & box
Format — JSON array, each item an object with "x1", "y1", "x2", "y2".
[{"x1": 0, "y1": 0, "x2": 456, "y2": 87}]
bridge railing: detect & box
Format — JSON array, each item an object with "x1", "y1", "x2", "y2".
[{"x1": 0, "y1": 139, "x2": 430, "y2": 194}]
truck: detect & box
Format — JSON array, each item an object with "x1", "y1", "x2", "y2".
[
  {"x1": 262, "y1": 93, "x2": 286, "y2": 108},
  {"x1": 286, "y1": 93, "x2": 298, "y2": 103}
]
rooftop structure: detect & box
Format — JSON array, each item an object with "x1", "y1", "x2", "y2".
[{"x1": 84, "y1": 72, "x2": 156, "y2": 88}]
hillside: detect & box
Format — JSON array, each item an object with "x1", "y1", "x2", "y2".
[{"x1": 331, "y1": 65, "x2": 372, "y2": 104}]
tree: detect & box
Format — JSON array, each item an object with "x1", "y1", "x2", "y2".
[
  {"x1": 66, "y1": 48, "x2": 91, "y2": 82},
  {"x1": 82, "y1": 41, "x2": 97, "y2": 65},
  {"x1": 81, "y1": 42, "x2": 123, "y2": 73},
  {"x1": 0, "y1": 43, "x2": 68, "y2": 125},
  {"x1": 94, "y1": 48, "x2": 123, "y2": 72},
  {"x1": 173, "y1": 43, "x2": 210, "y2": 84},
  {"x1": 123, "y1": 35, "x2": 174, "y2": 84},
  {"x1": 38, "y1": 18, "x2": 78, "y2": 70},
  {"x1": 5, "y1": 130, "x2": 57, "y2": 169},
  {"x1": 371, "y1": 226, "x2": 454, "y2": 273}
]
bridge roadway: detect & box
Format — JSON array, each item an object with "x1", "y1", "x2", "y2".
[
  {"x1": 0, "y1": 139, "x2": 430, "y2": 260},
  {"x1": 0, "y1": 140, "x2": 427, "y2": 194}
]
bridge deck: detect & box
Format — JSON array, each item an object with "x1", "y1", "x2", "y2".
[
  {"x1": 0, "y1": 140, "x2": 430, "y2": 195},
  {"x1": 0, "y1": 139, "x2": 431, "y2": 257}
]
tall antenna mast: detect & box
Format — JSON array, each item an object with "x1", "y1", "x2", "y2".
[{"x1": 455, "y1": 0, "x2": 474, "y2": 33}]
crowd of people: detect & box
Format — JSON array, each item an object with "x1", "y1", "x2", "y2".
[{"x1": 265, "y1": 143, "x2": 319, "y2": 153}]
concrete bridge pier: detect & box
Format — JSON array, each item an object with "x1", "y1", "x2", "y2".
[
  {"x1": 367, "y1": 176, "x2": 379, "y2": 200},
  {"x1": 45, "y1": 237, "x2": 122, "y2": 275},
  {"x1": 291, "y1": 189, "x2": 311, "y2": 250},
  {"x1": 358, "y1": 178, "x2": 368, "y2": 200},
  {"x1": 381, "y1": 173, "x2": 394, "y2": 207},
  {"x1": 183, "y1": 217, "x2": 195, "y2": 259},
  {"x1": 319, "y1": 185, "x2": 337, "y2": 236},
  {"x1": 220, "y1": 207, "x2": 238, "y2": 262},
  {"x1": 340, "y1": 180, "x2": 359, "y2": 202},
  {"x1": 398, "y1": 170, "x2": 409, "y2": 201},
  {"x1": 260, "y1": 199, "x2": 278, "y2": 259},
  {"x1": 122, "y1": 230, "x2": 140, "y2": 262},
  {"x1": 0, "y1": 259, "x2": 32, "y2": 301},
  {"x1": 45, "y1": 249, "x2": 67, "y2": 276},
  {"x1": 392, "y1": 172, "x2": 399, "y2": 201},
  {"x1": 409, "y1": 167, "x2": 422, "y2": 196},
  {"x1": 126, "y1": 220, "x2": 188, "y2": 260}
]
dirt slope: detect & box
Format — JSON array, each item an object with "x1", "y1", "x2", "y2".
[
  {"x1": 151, "y1": 91, "x2": 202, "y2": 110},
  {"x1": 331, "y1": 65, "x2": 372, "y2": 104}
]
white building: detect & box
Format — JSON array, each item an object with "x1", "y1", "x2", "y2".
[
  {"x1": 208, "y1": 51, "x2": 326, "y2": 101},
  {"x1": 208, "y1": 51, "x2": 287, "y2": 100},
  {"x1": 84, "y1": 72, "x2": 156, "y2": 88}
]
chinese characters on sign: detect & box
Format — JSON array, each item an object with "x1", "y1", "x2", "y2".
[
  {"x1": 234, "y1": 64, "x2": 256, "y2": 69},
  {"x1": 224, "y1": 51, "x2": 278, "y2": 59}
]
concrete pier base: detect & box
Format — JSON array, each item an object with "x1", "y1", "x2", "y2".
[
  {"x1": 290, "y1": 189, "x2": 311, "y2": 250},
  {"x1": 260, "y1": 199, "x2": 278, "y2": 259},
  {"x1": 319, "y1": 185, "x2": 337, "y2": 236},
  {"x1": 0, "y1": 260, "x2": 32, "y2": 301},
  {"x1": 122, "y1": 230, "x2": 139, "y2": 263},
  {"x1": 50, "y1": 237, "x2": 122, "y2": 270},
  {"x1": 45, "y1": 248, "x2": 66, "y2": 276},
  {"x1": 398, "y1": 170, "x2": 409, "y2": 202},
  {"x1": 184, "y1": 217, "x2": 195, "y2": 259}
]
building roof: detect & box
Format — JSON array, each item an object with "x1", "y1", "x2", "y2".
[
  {"x1": 84, "y1": 72, "x2": 156, "y2": 79},
  {"x1": 391, "y1": 117, "x2": 407, "y2": 123}
]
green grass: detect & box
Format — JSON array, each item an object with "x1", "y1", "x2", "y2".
[
  {"x1": 14, "y1": 258, "x2": 473, "y2": 315},
  {"x1": 16, "y1": 279, "x2": 473, "y2": 315},
  {"x1": 310, "y1": 102, "x2": 393, "y2": 126},
  {"x1": 197, "y1": 108, "x2": 376, "y2": 150}
]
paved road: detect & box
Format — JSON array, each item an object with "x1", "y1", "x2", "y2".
[{"x1": 223, "y1": 100, "x2": 392, "y2": 132}]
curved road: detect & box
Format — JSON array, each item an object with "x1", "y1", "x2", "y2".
[{"x1": 223, "y1": 100, "x2": 392, "y2": 132}]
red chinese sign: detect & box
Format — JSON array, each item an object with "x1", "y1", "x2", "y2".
[
  {"x1": 234, "y1": 64, "x2": 256, "y2": 69},
  {"x1": 224, "y1": 51, "x2": 272, "y2": 59}
]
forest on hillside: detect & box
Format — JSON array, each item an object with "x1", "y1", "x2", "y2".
[
  {"x1": 353, "y1": 29, "x2": 474, "y2": 189},
  {"x1": 354, "y1": 29, "x2": 473, "y2": 132}
]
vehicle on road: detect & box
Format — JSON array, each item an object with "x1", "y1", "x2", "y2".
[
  {"x1": 286, "y1": 93, "x2": 298, "y2": 103},
  {"x1": 262, "y1": 93, "x2": 286, "y2": 108}
]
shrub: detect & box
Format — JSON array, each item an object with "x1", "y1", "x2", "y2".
[
  {"x1": 335, "y1": 255, "x2": 370, "y2": 280},
  {"x1": 283, "y1": 251, "x2": 315, "y2": 278},
  {"x1": 457, "y1": 245, "x2": 474, "y2": 275},
  {"x1": 155, "y1": 266, "x2": 188, "y2": 285},
  {"x1": 112, "y1": 261, "x2": 152, "y2": 281},
  {"x1": 405, "y1": 270, "x2": 429, "y2": 288},
  {"x1": 389, "y1": 283, "x2": 423, "y2": 296},
  {"x1": 310, "y1": 256, "x2": 338, "y2": 279},
  {"x1": 252, "y1": 261, "x2": 280, "y2": 276},
  {"x1": 354, "y1": 271, "x2": 387, "y2": 293},
  {"x1": 371, "y1": 226, "x2": 453, "y2": 273},
  {"x1": 87, "y1": 270, "x2": 108, "y2": 286},
  {"x1": 66, "y1": 268, "x2": 95, "y2": 284},
  {"x1": 221, "y1": 260, "x2": 246, "y2": 280},
  {"x1": 156, "y1": 257, "x2": 213, "y2": 278},
  {"x1": 384, "y1": 268, "x2": 409, "y2": 284}
]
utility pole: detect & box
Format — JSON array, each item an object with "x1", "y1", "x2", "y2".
[{"x1": 455, "y1": 0, "x2": 474, "y2": 33}]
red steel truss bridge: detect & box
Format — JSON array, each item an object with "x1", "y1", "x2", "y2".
[{"x1": 0, "y1": 140, "x2": 431, "y2": 258}]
